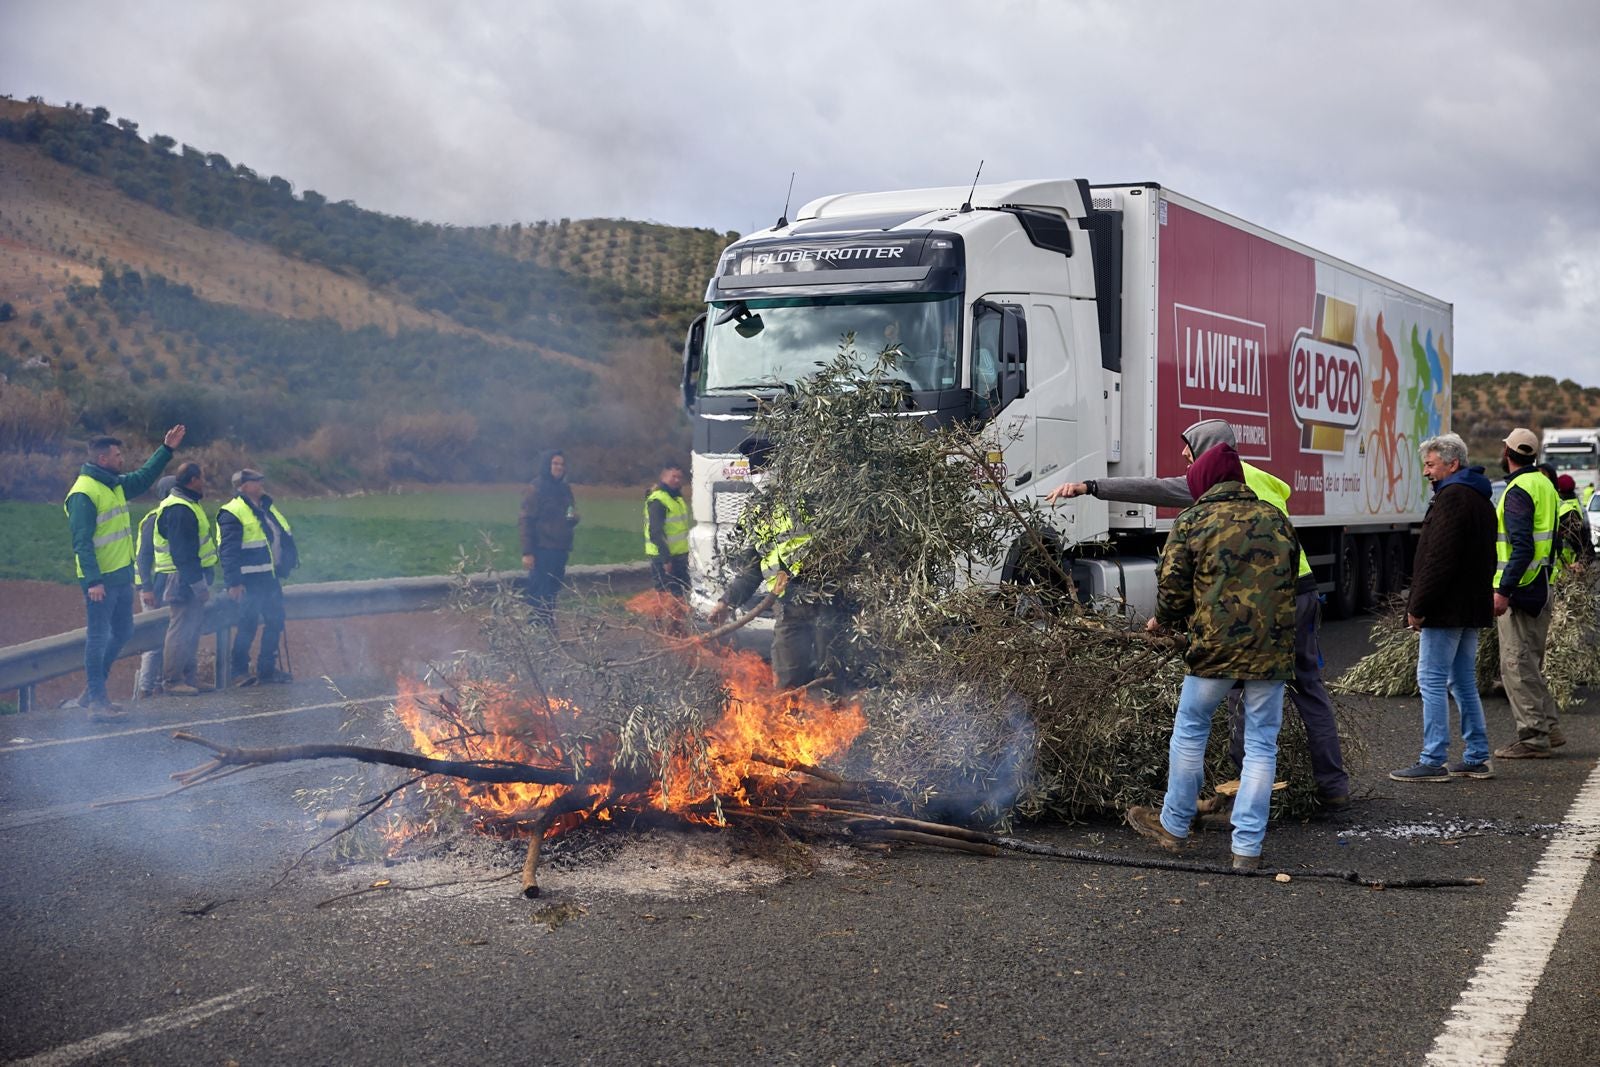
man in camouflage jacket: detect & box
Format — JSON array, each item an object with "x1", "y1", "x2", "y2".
[{"x1": 1127, "y1": 442, "x2": 1298, "y2": 869}]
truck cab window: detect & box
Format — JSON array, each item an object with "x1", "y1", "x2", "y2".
[{"x1": 971, "y1": 306, "x2": 1003, "y2": 418}]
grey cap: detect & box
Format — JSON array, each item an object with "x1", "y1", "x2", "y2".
[
  {"x1": 231, "y1": 468, "x2": 265, "y2": 488},
  {"x1": 155, "y1": 475, "x2": 178, "y2": 497}
]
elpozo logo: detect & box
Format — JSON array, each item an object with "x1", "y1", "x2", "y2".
[{"x1": 1289, "y1": 328, "x2": 1364, "y2": 454}]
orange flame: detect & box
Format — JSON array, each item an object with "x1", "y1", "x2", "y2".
[{"x1": 384, "y1": 647, "x2": 865, "y2": 848}]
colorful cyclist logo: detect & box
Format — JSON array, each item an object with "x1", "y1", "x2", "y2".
[{"x1": 1362, "y1": 311, "x2": 1420, "y2": 513}]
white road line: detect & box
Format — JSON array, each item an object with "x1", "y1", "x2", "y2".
[
  {"x1": 0, "y1": 693, "x2": 408, "y2": 753},
  {"x1": 1426, "y1": 757, "x2": 1600, "y2": 1066},
  {"x1": 0, "y1": 766, "x2": 307, "y2": 832},
  {"x1": 8, "y1": 986, "x2": 265, "y2": 1067}
]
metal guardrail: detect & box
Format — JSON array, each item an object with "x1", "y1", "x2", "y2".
[{"x1": 0, "y1": 563, "x2": 652, "y2": 712}]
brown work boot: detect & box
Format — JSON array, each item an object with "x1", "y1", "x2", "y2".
[
  {"x1": 1493, "y1": 739, "x2": 1551, "y2": 760},
  {"x1": 1550, "y1": 726, "x2": 1566, "y2": 748},
  {"x1": 1126, "y1": 805, "x2": 1186, "y2": 851},
  {"x1": 1231, "y1": 853, "x2": 1262, "y2": 871}
]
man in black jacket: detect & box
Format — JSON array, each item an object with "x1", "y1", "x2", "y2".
[
  {"x1": 155, "y1": 463, "x2": 215, "y2": 696},
  {"x1": 1391, "y1": 433, "x2": 1497, "y2": 782}
]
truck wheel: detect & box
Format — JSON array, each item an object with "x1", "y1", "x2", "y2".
[
  {"x1": 1357, "y1": 534, "x2": 1383, "y2": 612},
  {"x1": 1330, "y1": 534, "x2": 1361, "y2": 619}
]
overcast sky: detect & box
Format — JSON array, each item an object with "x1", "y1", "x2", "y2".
[{"x1": 5, "y1": 0, "x2": 1598, "y2": 384}]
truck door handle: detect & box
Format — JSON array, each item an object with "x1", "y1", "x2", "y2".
[{"x1": 1013, "y1": 470, "x2": 1033, "y2": 487}]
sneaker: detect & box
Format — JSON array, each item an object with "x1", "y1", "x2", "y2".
[
  {"x1": 1126, "y1": 805, "x2": 1186, "y2": 851},
  {"x1": 1550, "y1": 727, "x2": 1566, "y2": 748},
  {"x1": 164, "y1": 683, "x2": 201, "y2": 696},
  {"x1": 133, "y1": 686, "x2": 160, "y2": 701},
  {"x1": 85, "y1": 702, "x2": 127, "y2": 723},
  {"x1": 1390, "y1": 762, "x2": 1450, "y2": 782},
  {"x1": 1446, "y1": 759, "x2": 1495, "y2": 779},
  {"x1": 1231, "y1": 853, "x2": 1261, "y2": 871},
  {"x1": 1493, "y1": 740, "x2": 1552, "y2": 760},
  {"x1": 256, "y1": 669, "x2": 293, "y2": 685}
]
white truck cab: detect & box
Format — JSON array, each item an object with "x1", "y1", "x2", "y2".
[{"x1": 683, "y1": 180, "x2": 1450, "y2": 619}]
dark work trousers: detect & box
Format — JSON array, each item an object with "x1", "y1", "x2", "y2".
[
  {"x1": 1229, "y1": 586, "x2": 1349, "y2": 799},
  {"x1": 81, "y1": 582, "x2": 135, "y2": 703},
  {"x1": 771, "y1": 592, "x2": 851, "y2": 691},
  {"x1": 651, "y1": 554, "x2": 690, "y2": 599},
  {"x1": 231, "y1": 578, "x2": 286, "y2": 676},
  {"x1": 162, "y1": 587, "x2": 209, "y2": 686},
  {"x1": 525, "y1": 550, "x2": 570, "y2": 626}
]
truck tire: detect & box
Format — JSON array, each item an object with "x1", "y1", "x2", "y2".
[
  {"x1": 1330, "y1": 534, "x2": 1361, "y2": 619},
  {"x1": 1382, "y1": 533, "x2": 1407, "y2": 597},
  {"x1": 1357, "y1": 534, "x2": 1383, "y2": 613}
]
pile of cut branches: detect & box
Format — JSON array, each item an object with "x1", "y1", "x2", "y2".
[
  {"x1": 1334, "y1": 567, "x2": 1600, "y2": 709},
  {"x1": 735, "y1": 342, "x2": 1345, "y2": 821}
]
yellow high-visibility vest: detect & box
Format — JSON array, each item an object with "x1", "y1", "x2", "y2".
[
  {"x1": 63, "y1": 475, "x2": 133, "y2": 579},
  {"x1": 221, "y1": 496, "x2": 293, "y2": 576},
  {"x1": 152, "y1": 494, "x2": 219, "y2": 573},
  {"x1": 643, "y1": 489, "x2": 691, "y2": 557},
  {"x1": 1555, "y1": 497, "x2": 1584, "y2": 573},
  {"x1": 755, "y1": 511, "x2": 813, "y2": 596},
  {"x1": 1494, "y1": 471, "x2": 1558, "y2": 588},
  {"x1": 1241, "y1": 463, "x2": 1312, "y2": 580}
]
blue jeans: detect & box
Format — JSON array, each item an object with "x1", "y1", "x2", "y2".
[
  {"x1": 1417, "y1": 626, "x2": 1488, "y2": 766},
  {"x1": 1160, "y1": 675, "x2": 1286, "y2": 858},
  {"x1": 82, "y1": 582, "x2": 135, "y2": 703}
]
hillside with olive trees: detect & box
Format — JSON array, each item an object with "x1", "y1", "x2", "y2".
[
  {"x1": 0, "y1": 96, "x2": 736, "y2": 499},
  {"x1": 1451, "y1": 373, "x2": 1600, "y2": 467}
]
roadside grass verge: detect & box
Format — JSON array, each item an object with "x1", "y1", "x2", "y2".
[{"x1": 0, "y1": 487, "x2": 647, "y2": 584}]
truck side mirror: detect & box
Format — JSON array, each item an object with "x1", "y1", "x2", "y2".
[
  {"x1": 682, "y1": 312, "x2": 707, "y2": 413},
  {"x1": 1000, "y1": 305, "x2": 1028, "y2": 405}
]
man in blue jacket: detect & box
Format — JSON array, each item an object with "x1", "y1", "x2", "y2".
[{"x1": 64, "y1": 426, "x2": 185, "y2": 721}]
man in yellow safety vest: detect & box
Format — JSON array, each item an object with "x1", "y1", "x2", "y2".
[
  {"x1": 218, "y1": 468, "x2": 299, "y2": 684},
  {"x1": 1491, "y1": 428, "x2": 1564, "y2": 758},
  {"x1": 644, "y1": 461, "x2": 692, "y2": 601},
  {"x1": 708, "y1": 504, "x2": 850, "y2": 691},
  {"x1": 64, "y1": 426, "x2": 185, "y2": 721},
  {"x1": 153, "y1": 462, "x2": 218, "y2": 695}
]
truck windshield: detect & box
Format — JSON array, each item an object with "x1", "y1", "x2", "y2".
[
  {"x1": 703, "y1": 294, "x2": 961, "y2": 393},
  {"x1": 1546, "y1": 450, "x2": 1597, "y2": 471}
]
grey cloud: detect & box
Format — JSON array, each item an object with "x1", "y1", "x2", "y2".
[{"x1": 2, "y1": 0, "x2": 1597, "y2": 382}]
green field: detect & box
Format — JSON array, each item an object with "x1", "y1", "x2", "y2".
[{"x1": 0, "y1": 486, "x2": 648, "y2": 584}]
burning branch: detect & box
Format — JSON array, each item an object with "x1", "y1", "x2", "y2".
[{"x1": 170, "y1": 732, "x2": 585, "y2": 788}]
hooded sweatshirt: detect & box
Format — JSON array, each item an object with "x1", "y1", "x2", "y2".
[
  {"x1": 1091, "y1": 418, "x2": 1236, "y2": 507},
  {"x1": 519, "y1": 449, "x2": 578, "y2": 554},
  {"x1": 1156, "y1": 443, "x2": 1297, "y2": 680}
]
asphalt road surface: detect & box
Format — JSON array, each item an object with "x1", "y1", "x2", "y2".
[{"x1": 1, "y1": 617, "x2": 1597, "y2": 1066}]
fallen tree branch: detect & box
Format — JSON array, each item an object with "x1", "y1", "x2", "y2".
[
  {"x1": 839, "y1": 812, "x2": 1483, "y2": 890},
  {"x1": 170, "y1": 732, "x2": 583, "y2": 787}
]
